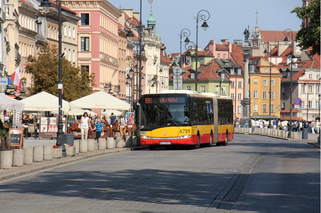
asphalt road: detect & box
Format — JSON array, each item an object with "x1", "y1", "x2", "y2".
[{"x1": 0, "y1": 134, "x2": 319, "y2": 213}]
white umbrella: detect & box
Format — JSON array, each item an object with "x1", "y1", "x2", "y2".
[
  {"x1": 70, "y1": 91, "x2": 130, "y2": 110},
  {"x1": 0, "y1": 93, "x2": 25, "y2": 110},
  {"x1": 84, "y1": 110, "x2": 97, "y2": 116},
  {"x1": 65, "y1": 108, "x2": 85, "y2": 116},
  {"x1": 21, "y1": 91, "x2": 69, "y2": 111},
  {"x1": 103, "y1": 110, "x2": 122, "y2": 116}
]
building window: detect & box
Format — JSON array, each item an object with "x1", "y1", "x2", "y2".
[
  {"x1": 231, "y1": 93, "x2": 235, "y2": 100},
  {"x1": 282, "y1": 102, "x2": 285, "y2": 109},
  {"x1": 316, "y1": 101, "x2": 320, "y2": 109},
  {"x1": 254, "y1": 104, "x2": 258, "y2": 112},
  {"x1": 302, "y1": 101, "x2": 305, "y2": 108},
  {"x1": 81, "y1": 37, "x2": 90, "y2": 51},
  {"x1": 237, "y1": 93, "x2": 242, "y2": 100},
  {"x1": 309, "y1": 74, "x2": 313, "y2": 79},
  {"x1": 263, "y1": 104, "x2": 267, "y2": 113},
  {"x1": 68, "y1": 27, "x2": 71, "y2": 37},
  {"x1": 264, "y1": 68, "x2": 268, "y2": 73},
  {"x1": 263, "y1": 91, "x2": 267, "y2": 99},
  {"x1": 186, "y1": 86, "x2": 191, "y2": 90},
  {"x1": 238, "y1": 81, "x2": 242, "y2": 88},
  {"x1": 64, "y1": 25, "x2": 66, "y2": 36},
  {"x1": 231, "y1": 81, "x2": 235, "y2": 88},
  {"x1": 190, "y1": 73, "x2": 195, "y2": 79},
  {"x1": 308, "y1": 101, "x2": 312, "y2": 108},
  {"x1": 254, "y1": 78, "x2": 258, "y2": 84},
  {"x1": 316, "y1": 85, "x2": 320, "y2": 93},
  {"x1": 217, "y1": 54, "x2": 221, "y2": 59},
  {"x1": 81, "y1": 65, "x2": 89, "y2": 77},
  {"x1": 271, "y1": 91, "x2": 275, "y2": 99},
  {"x1": 301, "y1": 85, "x2": 306, "y2": 93},
  {"x1": 271, "y1": 104, "x2": 274, "y2": 113},
  {"x1": 222, "y1": 86, "x2": 226, "y2": 95},
  {"x1": 263, "y1": 79, "x2": 267, "y2": 86},
  {"x1": 254, "y1": 90, "x2": 258, "y2": 98},
  {"x1": 238, "y1": 106, "x2": 242, "y2": 114},
  {"x1": 271, "y1": 80, "x2": 275, "y2": 86},
  {"x1": 200, "y1": 86, "x2": 205, "y2": 93},
  {"x1": 73, "y1": 28, "x2": 76, "y2": 39},
  {"x1": 308, "y1": 85, "x2": 313, "y2": 93},
  {"x1": 81, "y1": 13, "x2": 90, "y2": 25},
  {"x1": 223, "y1": 54, "x2": 226, "y2": 59}
]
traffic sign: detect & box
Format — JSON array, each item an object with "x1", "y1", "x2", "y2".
[
  {"x1": 294, "y1": 97, "x2": 301, "y2": 105},
  {"x1": 173, "y1": 67, "x2": 182, "y2": 75}
]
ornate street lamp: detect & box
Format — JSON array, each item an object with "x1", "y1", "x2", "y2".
[
  {"x1": 263, "y1": 42, "x2": 273, "y2": 128},
  {"x1": 194, "y1": 9, "x2": 210, "y2": 91},
  {"x1": 284, "y1": 28, "x2": 295, "y2": 138},
  {"x1": 40, "y1": 0, "x2": 64, "y2": 147},
  {"x1": 179, "y1": 28, "x2": 191, "y2": 68}
]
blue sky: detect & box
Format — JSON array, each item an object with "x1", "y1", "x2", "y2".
[{"x1": 109, "y1": 0, "x2": 302, "y2": 54}]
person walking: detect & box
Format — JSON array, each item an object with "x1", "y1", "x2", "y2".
[
  {"x1": 94, "y1": 118, "x2": 103, "y2": 140},
  {"x1": 119, "y1": 114, "x2": 127, "y2": 139},
  {"x1": 79, "y1": 112, "x2": 91, "y2": 140}
]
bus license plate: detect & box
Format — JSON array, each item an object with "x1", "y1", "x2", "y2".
[{"x1": 159, "y1": 141, "x2": 171, "y2": 145}]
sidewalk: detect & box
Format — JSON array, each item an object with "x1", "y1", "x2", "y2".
[{"x1": 0, "y1": 146, "x2": 132, "y2": 182}]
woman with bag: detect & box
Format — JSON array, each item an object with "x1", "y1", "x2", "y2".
[{"x1": 79, "y1": 112, "x2": 91, "y2": 140}]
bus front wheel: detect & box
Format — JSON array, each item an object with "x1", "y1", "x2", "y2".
[
  {"x1": 223, "y1": 132, "x2": 229, "y2": 146},
  {"x1": 193, "y1": 135, "x2": 200, "y2": 149}
]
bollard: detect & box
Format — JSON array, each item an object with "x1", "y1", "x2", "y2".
[
  {"x1": 33, "y1": 145, "x2": 44, "y2": 162},
  {"x1": 87, "y1": 139, "x2": 95, "y2": 151},
  {"x1": 98, "y1": 138, "x2": 106, "y2": 150},
  {"x1": 117, "y1": 139, "x2": 124, "y2": 148},
  {"x1": 107, "y1": 137, "x2": 115, "y2": 149},
  {"x1": 74, "y1": 140, "x2": 80, "y2": 154},
  {"x1": 13, "y1": 149, "x2": 24, "y2": 167},
  {"x1": 24, "y1": 147, "x2": 33, "y2": 165},
  {"x1": 79, "y1": 139, "x2": 87, "y2": 153},
  {"x1": 66, "y1": 146, "x2": 76, "y2": 157},
  {"x1": 125, "y1": 136, "x2": 132, "y2": 147},
  {"x1": 53, "y1": 148, "x2": 62, "y2": 158},
  {"x1": 43, "y1": 144, "x2": 53, "y2": 161},
  {"x1": 0, "y1": 150, "x2": 13, "y2": 169}
]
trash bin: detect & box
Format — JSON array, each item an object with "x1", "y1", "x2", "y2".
[
  {"x1": 63, "y1": 134, "x2": 74, "y2": 146},
  {"x1": 302, "y1": 128, "x2": 308, "y2": 139}
]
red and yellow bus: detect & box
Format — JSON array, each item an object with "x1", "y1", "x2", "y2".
[{"x1": 140, "y1": 90, "x2": 234, "y2": 149}]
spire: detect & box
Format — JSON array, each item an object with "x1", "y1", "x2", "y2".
[{"x1": 147, "y1": 0, "x2": 156, "y2": 29}]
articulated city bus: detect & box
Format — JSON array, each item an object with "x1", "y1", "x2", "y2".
[{"x1": 140, "y1": 90, "x2": 234, "y2": 149}]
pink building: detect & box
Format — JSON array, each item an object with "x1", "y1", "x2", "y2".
[{"x1": 62, "y1": 0, "x2": 122, "y2": 94}]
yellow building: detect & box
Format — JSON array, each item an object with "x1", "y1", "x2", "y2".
[{"x1": 250, "y1": 58, "x2": 282, "y2": 122}]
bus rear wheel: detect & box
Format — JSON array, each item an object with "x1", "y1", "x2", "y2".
[{"x1": 223, "y1": 132, "x2": 229, "y2": 146}]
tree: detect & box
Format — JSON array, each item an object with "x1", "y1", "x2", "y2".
[
  {"x1": 25, "y1": 43, "x2": 94, "y2": 101},
  {"x1": 291, "y1": 0, "x2": 320, "y2": 55}
]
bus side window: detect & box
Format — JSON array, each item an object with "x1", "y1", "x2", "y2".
[{"x1": 192, "y1": 102, "x2": 197, "y2": 111}]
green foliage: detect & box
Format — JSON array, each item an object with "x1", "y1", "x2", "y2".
[
  {"x1": 291, "y1": 0, "x2": 320, "y2": 55},
  {"x1": 25, "y1": 43, "x2": 94, "y2": 101}
]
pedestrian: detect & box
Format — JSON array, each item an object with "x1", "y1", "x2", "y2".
[
  {"x1": 79, "y1": 112, "x2": 91, "y2": 140},
  {"x1": 110, "y1": 113, "x2": 116, "y2": 126},
  {"x1": 119, "y1": 114, "x2": 127, "y2": 139},
  {"x1": 94, "y1": 118, "x2": 103, "y2": 140}
]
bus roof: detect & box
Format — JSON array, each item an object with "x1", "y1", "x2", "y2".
[{"x1": 150, "y1": 90, "x2": 232, "y2": 100}]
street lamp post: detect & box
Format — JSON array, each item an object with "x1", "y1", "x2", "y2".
[
  {"x1": 40, "y1": 0, "x2": 64, "y2": 146},
  {"x1": 179, "y1": 28, "x2": 191, "y2": 68},
  {"x1": 263, "y1": 43, "x2": 272, "y2": 128},
  {"x1": 284, "y1": 28, "x2": 294, "y2": 138},
  {"x1": 194, "y1": 9, "x2": 210, "y2": 91}
]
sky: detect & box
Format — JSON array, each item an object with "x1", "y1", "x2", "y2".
[{"x1": 109, "y1": 0, "x2": 303, "y2": 54}]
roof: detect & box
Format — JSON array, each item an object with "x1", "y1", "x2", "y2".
[
  {"x1": 181, "y1": 60, "x2": 222, "y2": 81},
  {"x1": 188, "y1": 50, "x2": 213, "y2": 57},
  {"x1": 260, "y1": 30, "x2": 298, "y2": 43},
  {"x1": 19, "y1": 0, "x2": 33, "y2": 7},
  {"x1": 216, "y1": 44, "x2": 229, "y2": 51},
  {"x1": 230, "y1": 44, "x2": 244, "y2": 70},
  {"x1": 160, "y1": 49, "x2": 171, "y2": 63}
]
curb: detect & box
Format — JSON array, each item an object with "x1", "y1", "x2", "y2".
[{"x1": 0, "y1": 147, "x2": 131, "y2": 182}]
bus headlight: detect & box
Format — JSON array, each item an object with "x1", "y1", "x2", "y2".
[
  {"x1": 179, "y1": 135, "x2": 191, "y2": 139},
  {"x1": 141, "y1": 135, "x2": 152, "y2": 139}
]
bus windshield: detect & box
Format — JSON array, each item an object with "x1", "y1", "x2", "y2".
[{"x1": 141, "y1": 95, "x2": 190, "y2": 130}]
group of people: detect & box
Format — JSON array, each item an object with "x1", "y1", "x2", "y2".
[{"x1": 78, "y1": 112, "x2": 135, "y2": 140}]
